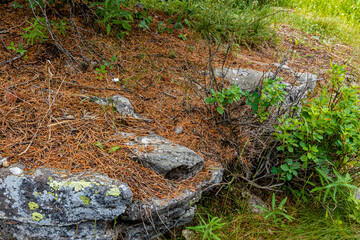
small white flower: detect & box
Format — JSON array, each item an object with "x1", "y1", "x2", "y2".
[{"x1": 112, "y1": 78, "x2": 119, "y2": 82}]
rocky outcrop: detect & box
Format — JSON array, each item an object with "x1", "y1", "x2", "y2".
[
  {"x1": 0, "y1": 164, "x2": 222, "y2": 239},
  {"x1": 0, "y1": 167, "x2": 133, "y2": 239},
  {"x1": 214, "y1": 66, "x2": 318, "y2": 104}
]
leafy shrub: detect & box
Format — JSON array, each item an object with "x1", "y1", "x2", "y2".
[
  {"x1": 273, "y1": 63, "x2": 360, "y2": 180},
  {"x1": 205, "y1": 77, "x2": 287, "y2": 120},
  {"x1": 205, "y1": 84, "x2": 245, "y2": 114},
  {"x1": 91, "y1": 0, "x2": 133, "y2": 38}
]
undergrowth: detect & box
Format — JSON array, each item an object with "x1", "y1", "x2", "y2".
[
  {"x1": 133, "y1": 0, "x2": 276, "y2": 46},
  {"x1": 273, "y1": 0, "x2": 360, "y2": 46}
]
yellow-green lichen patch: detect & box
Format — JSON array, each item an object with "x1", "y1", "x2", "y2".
[
  {"x1": 32, "y1": 212, "x2": 43, "y2": 221},
  {"x1": 106, "y1": 185, "x2": 121, "y2": 197},
  {"x1": 34, "y1": 192, "x2": 43, "y2": 197},
  {"x1": 28, "y1": 202, "x2": 39, "y2": 210},
  {"x1": 80, "y1": 196, "x2": 90, "y2": 205},
  {"x1": 67, "y1": 181, "x2": 94, "y2": 191},
  {"x1": 48, "y1": 178, "x2": 96, "y2": 192}
]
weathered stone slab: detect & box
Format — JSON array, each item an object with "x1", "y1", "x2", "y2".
[
  {"x1": 124, "y1": 133, "x2": 204, "y2": 179},
  {"x1": 0, "y1": 163, "x2": 222, "y2": 240},
  {"x1": 117, "y1": 167, "x2": 224, "y2": 240},
  {"x1": 214, "y1": 68, "x2": 272, "y2": 92},
  {"x1": 94, "y1": 94, "x2": 141, "y2": 118},
  {"x1": 0, "y1": 166, "x2": 132, "y2": 239}
]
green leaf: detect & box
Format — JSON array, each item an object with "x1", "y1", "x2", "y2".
[
  {"x1": 217, "y1": 107, "x2": 224, "y2": 114},
  {"x1": 108, "y1": 146, "x2": 120, "y2": 153},
  {"x1": 205, "y1": 97, "x2": 216, "y2": 104},
  {"x1": 94, "y1": 141, "x2": 104, "y2": 150},
  {"x1": 281, "y1": 164, "x2": 289, "y2": 172},
  {"x1": 286, "y1": 172, "x2": 292, "y2": 181}
]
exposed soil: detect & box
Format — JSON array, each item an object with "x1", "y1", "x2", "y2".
[{"x1": 1, "y1": 1, "x2": 359, "y2": 200}]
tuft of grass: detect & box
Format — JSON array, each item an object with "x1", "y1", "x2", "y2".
[
  {"x1": 177, "y1": 183, "x2": 360, "y2": 240},
  {"x1": 132, "y1": 0, "x2": 277, "y2": 47}
]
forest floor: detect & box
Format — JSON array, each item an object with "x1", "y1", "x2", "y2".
[{"x1": 1, "y1": 2, "x2": 360, "y2": 239}]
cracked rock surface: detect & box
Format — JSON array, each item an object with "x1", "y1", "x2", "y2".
[
  {"x1": 124, "y1": 133, "x2": 205, "y2": 179},
  {"x1": 0, "y1": 154, "x2": 221, "y2": 240},
  {"x1": 0, "y1": 167, "x2": 133, "y2": 239}
]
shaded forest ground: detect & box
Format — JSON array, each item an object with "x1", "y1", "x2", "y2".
[{"x1": 1, "y1": 0, "x2": 360, "y2": 239}]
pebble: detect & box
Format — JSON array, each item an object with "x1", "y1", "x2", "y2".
[
  {"x1": 174, "y1": 126, "x2": 183, "y2": 134},
  {"x1": 9, "y1": 167, "x2": 23, "y2": 175},
  {"x1": 0, "y1": 156, "x2": 9, "y2": 168}
]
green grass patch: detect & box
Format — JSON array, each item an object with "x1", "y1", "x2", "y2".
[
  {"x1": 182, "y1": 186, "x2": 360, "y2": 240},
  {"x1": 273, "y1": 0, "x2": 360, "y2": 46},
  {"x1": 133, "y1": 0, "x2": 277, "y2": 47}
]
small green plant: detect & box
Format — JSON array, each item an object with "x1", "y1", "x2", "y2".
[
  {"x1": 157, "y1": 18, "x2": 176, "y2": 34},
  {"x1": 94, "y1": 141, "x2": 104, "y2": 150},
  {"x1": 95, "y1": 56, "x2": 118, "y2": 80},
  {"x1": 255, "y1": 193, "x2": 294, "y2": 226},
  {"x1": 91, "y1": 0, "x2": 133, "y2": 38},
  {"x1": 166, "y1": 18, "x2": 173, "y2": 33},
  {"x1": 157, "y1": 21, "x2": 166, "y2": 34},
  {"x1": 169, "y1": 50, "x2": 177, "y2": 59},
  {"x1": 138, "y1": 15, "x2": 152, "y2": 31},
  {"x1": 51, "y1": 19, "x2": 70, "y2": 36},
  {"x1": 174, "y1": 16, "x2": 183, "y2": 29},
  {"x1": 12, "y1": 1, "x2": 23, "y2": 8},
  {"x1": 7, "y1": 41, "x2": 27, "y2": 55},
  {"x1": 271, "y1": 159, "x2": 302, "y2": 181},
  {"x1": 108, "y1": 146, "x2": 120, "y2": 153},
  {"x1": 205, "y1": 84, "x2": 244, "y2": 114},
  {"x1": 178, "y1": 34, "x2": 187, "y2": 41},
  {"x1": 95, "y1": 65, "x2": 107, "y2": 80},
  {"x1": 23, "y1": 17, "x2": 48, "y2": 45},
  {"x1": 189, "y1": 45, "x2": 195, "y2": 51},
  {"x1": 187, "y1": 214, "x2": 225, "y2": 240}
]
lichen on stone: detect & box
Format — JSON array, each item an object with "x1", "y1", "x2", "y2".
[
  {"x1": 28, "y1": 202, "x2": 39, "y2": 210},
  {"x1": 48, "y1": 177, "x2": 95, "y2": 192},
  {"x1": 106, "y1": 185, "x2": 121, "y2": 197},
  {"x1": 32, "y1": 212, "x2": 43, "y2": 221},
  {"x1": 79, "y1": 196, "x2": 90, "y2": 205},
  {"x1": 34, "y1": 192, "x2": 43, "y2": 197}
]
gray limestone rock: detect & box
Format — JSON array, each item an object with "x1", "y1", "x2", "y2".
[
  {"x1": 0, "y1": 167, "x2": 132, "y2": 239},
  {"x1": 0, "y1": 164, "x2": 223, "y2": 240},
  {"x1": 0, "y1": 147, "x2": 221, "y2": 240},
  {"x1": 124, "y1": 133, "x2": 204, "y2": 179},
  {"x1": 117, "y1": 167, "x2": 223, "y2": 240},
  {"x1": 214, "y1": 67, "x2": 318, "y2": 104},
  {"x1": 94, "y1": 94, "x2": 140, "y2": 118},
  {"x1": 214, "y1": 68, "x2": 272, "y2": 92}
]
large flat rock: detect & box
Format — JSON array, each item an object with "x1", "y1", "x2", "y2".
[
  {"x1": 0, "y1": 167, "x2": 132, "y2": 239},
  {"x1": 0, "y1": 161, "x2": 222, "y2": 239},
  {"x1": 124, "y1": 133, "x2": 205, "y2": 179}
]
